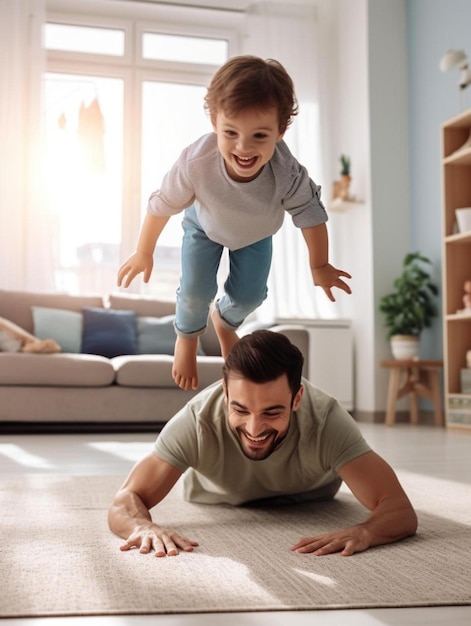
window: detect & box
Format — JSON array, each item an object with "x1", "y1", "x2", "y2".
[
  {"x1": 44, "y1": 72, "x2": 124, "y2": 293},
  {"x1": 45, "y1": 23, "x2": 125, "y2": 56},
  {"x1": 43, "y1": 3, "x2": 242, "y2": 296},
  {"x1": 142, "y1": 32, "x2": 228, "y2": 64}
]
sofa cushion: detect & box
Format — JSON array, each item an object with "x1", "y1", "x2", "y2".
[
  {"x1": 81, "y1": 307, "x2": 137, "y2": 358},
  {"x1": 112, "y1": 354, "x2": 224, "y2": 388},
  {"x1": 32, "y1": 306, "x2": 82, "y2": 353},
  {"x1": 109, "y1": 294, "x2": 216, "y2": 354},
  {"x1": 0, "y1": 353, "x2": 115, "y2": 386},
  {"x1": 108, "y1": 293, "x2": 176, "y2": 317},
  {"x1": 0, "y1": 289, "x2": 103, "y2": 334}
]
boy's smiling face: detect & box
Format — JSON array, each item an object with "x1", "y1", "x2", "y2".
[{"x1": 212, "y1": 107, "x2": 283, "y2": 182}]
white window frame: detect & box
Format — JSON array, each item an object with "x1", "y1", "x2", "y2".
[
  {"x1": 44, "y1": 0, "x2": 243, "y2": 287},
  {"x1": 45, "y1": 12, "x2": 133, "y2": 65},
  {"x1": 135, "y1": 21, "x2": 236, "y2": 76}
]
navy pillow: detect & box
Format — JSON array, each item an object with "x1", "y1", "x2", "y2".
[{"x1": 81, "y1": 308, "x2": 137, "y2": 358}]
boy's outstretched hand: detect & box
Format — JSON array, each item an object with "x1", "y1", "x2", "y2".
[
  {"x1": 117, "y1": 252, "x2": 154, "y2": 288},
  {"x1": 311, "y1": 263, "x2": 352, "y2": 302}
]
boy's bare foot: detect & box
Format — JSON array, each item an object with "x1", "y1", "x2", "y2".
[
  {"x1": 210, "y1": 307, "x2": 239, "y2": 359},
  {"x1": 172, "y1": 336, "x2": 199, "y2": 390}
]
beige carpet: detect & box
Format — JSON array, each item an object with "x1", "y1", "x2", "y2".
[{"x1": 1, "y1": 472, "x2": 470, "y2": 617}]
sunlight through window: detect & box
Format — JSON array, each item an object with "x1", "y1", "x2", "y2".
[
  {"x1": 0, "y1": 444, "x2": 54, "y2": 469},
  {"x1": 41, "y1": 9, "x2": 230, "y2": 296},
  {"x1": 88, "y1": 441, "x2": 153, "y2": 462},
  {"x1": 292, "y1": 568, "x2": 337, "y2": 587},
  {"x1": 44, "y1": 73, "x2": 123, "y2": 293}
]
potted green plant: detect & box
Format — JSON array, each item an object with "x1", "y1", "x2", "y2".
[
  {"x1": 340, "y1": 154, "x2": 351, "y2": 178},
  {"x1": 339, "y1": 154, "x2": 351, "y2": 199},
  {"x1": 379, "y1": 252, "x2": 439, "y2": 359}
]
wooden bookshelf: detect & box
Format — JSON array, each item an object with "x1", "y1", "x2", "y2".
[{"x1": 441, "y1": 108, "x2": 471, "y2": 430}]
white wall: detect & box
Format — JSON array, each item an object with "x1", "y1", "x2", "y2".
[
  {"x1": 329, "y1": 0, "x2": 410, "y2": 416},
  {"x1": 326, "y1": 0, "x2": 374, "y2": 413},
  {"x1": 368, "y1": 0, "x2": 411, "y2": 411}
]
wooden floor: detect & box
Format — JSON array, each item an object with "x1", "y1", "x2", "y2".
[{"x1": 1, "y1": 422, "x2": 470, "y2": 626}]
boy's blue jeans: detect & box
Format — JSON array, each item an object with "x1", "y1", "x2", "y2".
[{"x1": 175, "y1": 206, "x2": 272, "y2": 337}]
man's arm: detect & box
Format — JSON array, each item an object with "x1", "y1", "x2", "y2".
[
  {"x1": 108, "y1": 453, "x2": 199, "y2": 557},
  {"x1": 290, "y1": 451, "x2": 417, "y2": 556}
]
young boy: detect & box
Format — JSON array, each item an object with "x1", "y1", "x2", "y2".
[{"x1": 117, "y1": 55, "x2": 351, "y2": 391}]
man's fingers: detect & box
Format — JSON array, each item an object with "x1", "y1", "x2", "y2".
[
  {"x1": 291, "y1": 533, "x2": 364, "y2": 557},
  {"x1": 340, "y1": 542, "x2": 356, "y2": 557},
  {"x1": 120, "y1": 531, "x2": 199, "y2": 557},
  {"x1": 153, "y1": 533, "x2": 199, "y2": 556},
  {"x1": 290, "y1": 536, "x2": 326, "y2": 553},
  {"x1": 179, "y1": 537, "x2": 199, "y2": 552},
  {"x1": 155, "y1": 533, "x2": 177, "y2": 557},
  {"x1": 120, "y1": 537, "x2": 139, "y2": 551}
]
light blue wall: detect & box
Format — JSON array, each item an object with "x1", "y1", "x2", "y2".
[{"x1": 407, "y1": 0, "x2": 471, "y2": 358}]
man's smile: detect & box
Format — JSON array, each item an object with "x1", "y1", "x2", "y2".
[
  {"x1": 242, "y1": 431, "x2": 272, "y2": 445},
  {"x1": 236, "y1": 428, "x2": 279, "y2": 455}
]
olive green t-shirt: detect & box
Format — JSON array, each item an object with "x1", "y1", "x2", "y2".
[{"x1": 153, "y1": 378, "x2": 371, "y2": 505}]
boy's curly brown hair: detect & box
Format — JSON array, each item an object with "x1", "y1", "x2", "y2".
[{"x1": 204, "y1": 55, "x2": 299, "y2": 134}]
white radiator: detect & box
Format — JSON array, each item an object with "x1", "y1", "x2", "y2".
[{"x1": 276, "y1": 318, "x2": 354, "y2": 411}]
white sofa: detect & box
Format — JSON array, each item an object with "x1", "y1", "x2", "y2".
[{"x1": 0, "y1": 289, "x2": 308, "y2": 429}]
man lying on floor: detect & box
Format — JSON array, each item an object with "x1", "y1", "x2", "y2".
[{"x1": 108, "y1": 330, "x2": 417, "y2": 557}]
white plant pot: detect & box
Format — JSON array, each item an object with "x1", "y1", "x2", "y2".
[{"x1": 390, "y1": 335, "x2": 419, "y2": 360}]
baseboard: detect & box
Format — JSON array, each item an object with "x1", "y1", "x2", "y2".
[
  {"x1": 1, "y1": 410, "x2": 440, "y2": 435},
  {"x1": 352, "y1": 410, "x2": 384, "y2": 423},
  {"x1": 0, "y1": 421, "x2": 166, "y2": 435},
  {"x1": 353, "y1": 410, "x2": 438, "y2": 425}
]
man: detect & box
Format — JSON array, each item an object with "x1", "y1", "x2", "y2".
[{"x1": 108, "y1": 330, "x2": 417, "y2": 557}]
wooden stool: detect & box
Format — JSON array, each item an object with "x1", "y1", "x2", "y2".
[{"x1": 380, "y1": 359, "x2": 444, "y2": 426}]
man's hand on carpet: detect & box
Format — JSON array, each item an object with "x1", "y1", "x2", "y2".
[
  {"x1": 290, "y1": 526, "x2": 370, "y2": 557},
  {"x1": 120, "y1": 524, "x2": 199, "y2": 557}
]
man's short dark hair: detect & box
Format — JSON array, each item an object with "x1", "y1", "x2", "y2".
[{"x1": 222, "y1": 330, "x2": 304, "y2": 400}]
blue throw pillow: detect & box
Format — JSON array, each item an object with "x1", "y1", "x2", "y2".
[
  {"x1": 81, "y1": 308, "x2": 137, "y2": 358},
  {"x1": 136, "y1": 315, "x2": 206, "y2": 355},
  {"x1": 136, "y1": 315, "x2": 177, "y2": 355},
  {"x1": 32, "y1": 306, "x2": 82, "y2": 353}
]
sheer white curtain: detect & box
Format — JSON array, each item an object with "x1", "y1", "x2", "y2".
[
  {"x1": 243, "y1": 1, "x2": 335, "y2": 320},
  {"x1": 0, "y1": 0, "x2": 54, "y2": 291}
]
